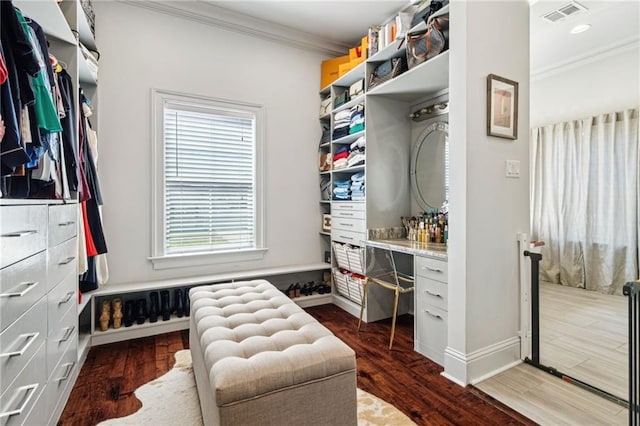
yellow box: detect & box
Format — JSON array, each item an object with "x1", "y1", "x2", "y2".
[
  {"x1": 349, "y1": 46, "x2": 362, "y2": 61},
  {"x1": 338, "y1": 62, "x2": 354, "y2": 77},
  {"x1": 361, "y1": 36, "x2": 368, "y2": 59},
  {"x1": 321, "y1": 55, "x2": 350, "y2": 89}
]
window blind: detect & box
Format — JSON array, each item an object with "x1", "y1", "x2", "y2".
[{"x1": 163, "y1": 104, "x2": 256, "y2": 254}]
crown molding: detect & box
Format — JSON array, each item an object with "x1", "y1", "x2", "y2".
[
  {"x1": 118, "y1": 0, "x2": 349, "y2": 57},
  {"x1": 531, "y1": 36, "x2": 640, "y2": 81}
]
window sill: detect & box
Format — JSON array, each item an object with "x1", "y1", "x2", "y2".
[{"x1": 149, "y1": 248, "x2": 268, "y2": 270}]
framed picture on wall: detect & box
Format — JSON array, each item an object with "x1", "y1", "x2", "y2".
[{"x1": 487, "y1": 74, "x2": 519, "y2": 140}]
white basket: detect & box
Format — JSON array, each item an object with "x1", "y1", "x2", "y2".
[
  {"x1": 347, "y1": 276, "x2": 365, "y2": 304},
  {"x1": 332, "y1": 242, "x2": 365, "y2": 275},
  {"x1": 333, "y1": 268, "x2": 350, "y2": 299},
  {"x1": 346, "y1": 246, "x2": 365, "y2": 275}
]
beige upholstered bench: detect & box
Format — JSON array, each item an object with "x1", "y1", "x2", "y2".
[{"x1": 189, "y1": 279, "x2": 357, "y2": 426}]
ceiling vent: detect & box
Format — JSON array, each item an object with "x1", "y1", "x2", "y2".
[{"x1": 542, "y1": 1, "x2": 588, "y2": 23}]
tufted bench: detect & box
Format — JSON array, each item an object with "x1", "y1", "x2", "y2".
[{"x1": 189, "y1": 279, "x2": 357, "y2": 426}]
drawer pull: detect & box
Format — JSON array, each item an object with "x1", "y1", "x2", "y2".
[
  {"x1": 339, "y1": 235, "x2": 354, "y2": 240},
  {"x1": 58, "y1": 221, "x2": 76, "y2": 227},
  {"x1": 58, "y1": 256, "x2": 76, "y2": 266},
  {"x1": 1, "y1": 230, "x2": 37, "y2": 238},
  {"x1": 339, "y1": 222, "x2": 353, "y2": 227},
  {"x1": 59, "y1": 326, "x2": 75, "y2": 343},
  {"x1": 424, "y1": 289, "x2": 442, "y2": 298},
  {"x1": 0, "y1": 384, "x2": 39, "y2": 419},
  {"x1": 0, "y1": 332, "x2": 39, "y2": 358},
  {"x1": 59, "y1": 291, "x2": 75, "y2": 305},
  {"x1": 423, "y1": 266, "x2": 444, "y2": 273},
  {"x1": 339, "y1": 212, "x2": 354, "y2": 216},
  {"x1": 57, "y1": 362, "x2": 75, "y2": 382},
  {"x1": 425, "y1": 309, "x2": 443, "y2": 320},
  {"x1": 0, "y1": 281, "x2": 39, "y2": 298}
]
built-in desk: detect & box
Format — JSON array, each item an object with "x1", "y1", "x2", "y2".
[{"x1": 364, "y1": 238, "x2": 448, "y2": 366}]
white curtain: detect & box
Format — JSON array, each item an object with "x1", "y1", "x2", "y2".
[{"x1": 531, "y1": 108, "x2": 639, "y2": 295}]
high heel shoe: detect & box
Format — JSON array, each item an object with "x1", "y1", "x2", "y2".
[
  {"x1": 149, "y1": 292, "x2": 159, "y2": 323},
  {"x1": 174, "y1": 288, "x2": 184, "y2": 318},
  {"x1": 135, "y1": 299, "x2": 148, "y2": 325},
  {"x1": 160, "y1": 290, "x2": 171, "y2": 321},
  {"x1": 124, "y1": 300, "x2": 135, "y2": 327}
]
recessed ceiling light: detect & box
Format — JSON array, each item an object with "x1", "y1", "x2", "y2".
[{"x1": 570, "y1": 24, "x2": 591, "y2": 34}]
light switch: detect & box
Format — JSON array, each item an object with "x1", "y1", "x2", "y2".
[{"x1": 506, "y1": 160, "x2": 520, "y2": 178}]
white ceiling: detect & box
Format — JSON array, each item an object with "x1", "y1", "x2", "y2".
[{"x1": 207, "y1": 0, "x2": 639, "y2": 74}]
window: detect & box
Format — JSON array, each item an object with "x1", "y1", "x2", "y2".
[{"x1": 151, "y1": 90, "x2": 265, "y2": 269}]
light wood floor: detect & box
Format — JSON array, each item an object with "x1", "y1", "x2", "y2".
[
  {"x1": 477, "y1": 282, "x2": 629, "y2": 425},
  {"x1": 540, "y1": 281, "x2": 628, "y2": 399}
]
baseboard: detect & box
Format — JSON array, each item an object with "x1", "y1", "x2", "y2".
[{"x1": 443, "y1": 336, "x2": 521, "y2": 385}]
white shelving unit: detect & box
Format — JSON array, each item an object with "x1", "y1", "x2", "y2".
[{"x1": 319, "y1": 7, "x2": 450, "y2": 321}]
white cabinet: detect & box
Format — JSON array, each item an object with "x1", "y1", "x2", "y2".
[
  {"x1": 0, "y1": 202, "x2": 79, "y2": 425},
  {"x1": 414, "y1": 256, "x2": 448, "y2": 366}
]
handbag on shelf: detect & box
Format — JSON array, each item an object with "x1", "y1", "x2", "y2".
[
  {"x1": 406, "y1": 13, "x2": 449, "y2": 69},
  {"x1": 411, "y1": 0, "x2": 444, "y2": 28},
  {"x1": 368, "y1": 56, "x2": 408, "y2": 89}
]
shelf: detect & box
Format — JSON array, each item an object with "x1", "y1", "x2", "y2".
[
  {"x1": 331, "y1": 61, "x2": 366, "y2": 88},
  {"x1": 367, "y1": 50, "x2": 449, "y2": 102},
  {"x1": 292, "y1": 292, "x2": 333, "y2": 308},
  {"x1": 319, "y1": 141, "x2": 331, "y2": 149},
  {"x1": 14, "y1": 0, "x2": 77, "y2": 45},
  {"x1": 333, "y1": 164, "x2": 365, "y2": 174},
  {"x1": 332, "y1": 94, "x2": 365, "y2": 115},
  {"x1": 78, "y1": 49, "x2": 98, "y2": 85},
  {"x1": 319, "y1": 112, "x2": 331, "y2": 120},
  {"x1": 319, "y1": 200, "x2": 331, "y2": 204},
  {"x1": 0, "y1": 198, "x2": 75, "y2": 206},
  {"x1": 92, "y1": 315, "x2": 190, "y2": 346},
  {"x1": 319, "y1": 231, "x2": 331, "y2": 236},
  {"x1": 75, "y1": 1, "x2": 97, "y2": 51},
  {"x1": 93, "y1": 263, "x2": 333, "y2": 296},
  {"x1": 78, "y1": 290, "x2": 94, "y2": 314},
  {"x1": 332, "y1": 200, "x2": 365, "y2": 204},
  {"x1": 332, "y1": 130, "x2": 365, "y2": 145},
  {"x1": 369, "y1": 37, "x2": 405, "y2": 64}
]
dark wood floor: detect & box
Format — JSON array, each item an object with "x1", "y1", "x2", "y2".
[{"x1": 59, "y1": 304, "x2": 536, "y2": 426}]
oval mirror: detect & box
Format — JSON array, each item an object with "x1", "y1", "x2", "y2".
[{"x1": 410, "y1": 121, "x2": 449, "y2": 212}]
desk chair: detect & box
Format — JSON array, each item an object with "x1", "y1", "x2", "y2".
[{"x1": 358, "y1": 245, "x2": 415, "y2": 350}]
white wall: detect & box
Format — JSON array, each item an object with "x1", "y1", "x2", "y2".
[
  {"x1": 446, "y1": 1, "x2": 530, "y2": 385},
  {"x1": 531, "y1": 47, "x2": 640, "y2": 128},
  {"x1": 94, "y1": 2, "x2": 327, "y2": 285}
]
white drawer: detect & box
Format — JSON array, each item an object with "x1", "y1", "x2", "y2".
[
  {"x1": 0, "y1": 337, "x2": 46, "y2": 426},
  {"x1": 415, "y1": 305, "x2": 448, "y2": 366},
  {"x1": 46, "y1": 304, "x2": 77, "y2": 381},
  {"x1": 332, "y1": 202, "x2": 365, "y2": 212},
  {"x1": 48, "y1": 204, "x2": 78, "y2": 248},
  {"x1": 0, "y1": 205, "x2": 47, "y2": 269},
  {"x1": 21, "y1": 381, "x2": 47, "y2": 426},
  {"x1": 417, "y1": 276, "x2": 448, "y2": 312},
  {"x1": 332, "y1": 209, "x2": 365, "y2": 219},
  {"x1": 332, "y1": 229, "x2": 366, "y2": 246},
  {"x1": 47, "y1": 271, "x2": 77, "y2": 334},
  {"x1": 415, "y1": 256, "x2": 448, "y2": 283},
  {"x1": 47, "y1": 237, "x2": 77, "y2": 291},
  {"x1": 44, "y1": 342, "x2": 77, "y2": 424},
  {"x1": 0, "y1": 297, "x2": 47, "y2": 396},
  {"x1": 0, "y1": 251, "x2": 47, "y2": 333},
  {"x1": 331, "y1": 217, "x2": 365, "y2": 234}
]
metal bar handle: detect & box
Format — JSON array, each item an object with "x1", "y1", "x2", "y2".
[
  {"x1": 57, "y1": 362, "x2": 75, "y2": 382},
  {"x1": 58, "y1": 221, "x2": 75, "y2": 227},
  {"x1": 424, "y1": 309, "x2": 442, "y2": 320},
  {"x1": 0, "y1": 333, "x2": 39, "y2": 358},
  {"x1": 424, "y1": 289, "x2": 442, "y2": 298},
  {"x1": 59, "y1": 291, "x2": 75, "y2": 305},
  {"x1": 0, "y1": 384, "x2": 39, "y2": 419},
  {"x1": 58, "y1": 256, "x2": 76, "y2": 265},
  {"x1": 1, "y1": 230, "x2": 37, "y2": 238},
  {"x1": 423, "y1": 266, "x2": 443, "y2": 273},
  {"x1": 58, "y1": 326, "x2": 75, "y2": 343},
  {"x1": 0, "y1": 281, "x2": 39, "y2": 298},
  {"x1": 338, "y1": 222, "x2": 353, "y2": 227}
]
